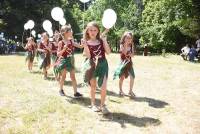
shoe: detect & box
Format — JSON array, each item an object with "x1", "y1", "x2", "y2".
[
  {"x1": 59, "y1": 90, "x2": 66, "y2": 96},
  {"x1": 101, "y1": 105, "x2": 110, "y2": 115},
  {"x1": 119, "y1": 90, "x2": 125, "y2": 96},
  {"x1": 90, "y1": 105, "x2": 100, "y2": 112},
  {"x1": 128, "y1": 91, "x2": 135, "y2": 98},
  {"x1": 43, "y1": 76, "x2": 48, "y2": 80},
  {"x1": 74, "y1": 92, "x2": 83, "y2": 98}
]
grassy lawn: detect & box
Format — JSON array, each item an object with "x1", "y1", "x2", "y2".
[{"x1": 0, "y1": 53, "x2": 200, "y2": 134}]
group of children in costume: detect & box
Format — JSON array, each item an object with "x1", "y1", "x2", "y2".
[{"x1": 25, "y1": 21, "x2": 135, "y2": 114}]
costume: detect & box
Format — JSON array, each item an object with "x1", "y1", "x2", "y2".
[
  {"x1": 83, "y1": 39, "x2": 108, "y2": 87},
  {"x1": 113, "y1": 45, "x2": 135, "y2": 79}
]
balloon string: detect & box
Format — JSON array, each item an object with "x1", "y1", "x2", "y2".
[
  {"x1": 21, "y1": 30, "x2": 25, "y2": 48},
  {"x1": 83, "y1": 3, "x2": 85, "y2": 31}
]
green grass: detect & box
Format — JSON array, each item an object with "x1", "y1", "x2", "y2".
[{"x1": 0, "y1": 53, "x2": 200, "y2": 134}]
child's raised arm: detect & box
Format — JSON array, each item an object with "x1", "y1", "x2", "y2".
[
  {"x1": 102, "y1": 36, "x2": 111, "y2": 54},
  {"x1": 73, "y1": 39, "x2": 84, "y2": 49}
]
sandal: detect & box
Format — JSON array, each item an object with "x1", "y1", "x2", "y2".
[
  {"x1": 89, "y1": 105, "x2": 100, "y2": 112},
  {"x1": 119, "y1": 90, "x2": 125, "y2": 96},
  {"x1": 128, "y1": 91, "x2": 135, "y2": 98}
]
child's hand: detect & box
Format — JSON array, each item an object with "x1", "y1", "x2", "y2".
[
  {"x1": 102, "y1": 36, "x2": 107, "y2": 43},
  {"x1": 63, "y1": 44, "x2": 68, "y2": 49},
  {"x1": 81, "y1": 39, "x2": 86, "y2": 46},
  {"x1": 101, "y1": 29, "x2": 109, "y2": 37}
]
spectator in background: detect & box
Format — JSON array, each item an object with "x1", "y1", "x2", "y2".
[
  {"x1": 180, "y1": 44, "x2": 190, "y2": 60},
  {"x1": 188, "y1": 45, "x2": 197, "y2": 62},
  {"x1": 196, "y1": 35, "x2": 200, "y2": 54},
  {"x1": 143, "y1": 44, "x2": 148, "y2": 56}
]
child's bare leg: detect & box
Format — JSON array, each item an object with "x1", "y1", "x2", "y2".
[
  {"x1": 100, "y1": 76, "x2": 107, "y2": 108},
  {"x1": 70, "y1": 69, "x2": 77, "y2": 93},
  {"x1": 90, "y1": 78, "x2": 96, "y2": 106},
  {"x1": 119, "y1": 75, "x2": 125, "y2": 95},
  {"x1": 100, "y1": 76, "x2": 110, "y2": 114},
  {"x1": 60, "y1": 69, "x2": 66, "y2": 91},
  {"x1": 129, "y1": 75, "x2": 134, "y2": 92}
]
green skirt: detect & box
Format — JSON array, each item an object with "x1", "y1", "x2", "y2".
[
  {"x1": 25, "y1": 51, "x2": 35, "y2": 63},
  {"x1": 53, "y1": 56, "x2": 74, "y2": 77},
  {"x1": 83, "y1": 58, "x2": 108, "y2": 88},
  {"x1": 51, "y1": 54, "x2": 57, "y2": 64},
  {"x1": 113, "y1": 60, "x2": 135, "y2": 80},
  {"x1": 38, "y1": 53, "x2": 51, "y2": 69}
]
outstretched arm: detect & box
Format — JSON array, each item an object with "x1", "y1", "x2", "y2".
[
  {"x1": 102, "y1": 36, "x2": 111, "y2": 54},
  {"x1": 73, "y1": 41, "x2": 84, "y2": 49}
]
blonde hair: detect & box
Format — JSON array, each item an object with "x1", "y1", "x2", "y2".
[
  {"x1": 120, "y1": 31, "x2": 134, "y2": 46},
  {"x1": 60, "y1": 24, "x2": 72, "y2": 38},
  {"x1": 83, "y1": 21, "x2": 100, "y2": 41}
]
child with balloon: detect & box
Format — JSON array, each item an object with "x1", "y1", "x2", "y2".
[
  {"x1": 53, "y1": 25, "x2": 83, "y2": 98},
  {"x1": 81, "y1": 21, "x2": 111, "y2": 114},
  {"x1": 113, "y1": 32, "x2": 135, "y2": 98},
  {"x1": 25, "y1": 37, "x2": 36, "y2": 72},
  {"x1": 37, "y1": 32, "x2": 52, "y2": 79}
]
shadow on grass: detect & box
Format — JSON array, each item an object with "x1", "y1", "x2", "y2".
[
  {"x1": 106, "y1": 90, "x2": 119, "y2": 97},
  {"x1": 101, "y1": 112, "x2": 161, "y2": 128},
  {"x1": 46, "y1": 76, "x2": 56, "y2": 81},
  {"x1": 133, "y1": 96, "x2": 169, "y2": 108},
  {"x1": 96, "y1": 89, "x2": 169, "y2": 107},
  {"x1": 64, "y1": 80, "x2": 85, "y2": 88},
  {"x1": 31, "y1": 70, "x2": 43, "y2": 75},
  {"x1": 64, "y1": 95, "x2": 161, "y2": 128},
  {"x1": 65, "y1": 96, "x2": 101, "y2": 107},
  {"x1": 95, "y1": 88, "x2": 119, "y2": 97}
]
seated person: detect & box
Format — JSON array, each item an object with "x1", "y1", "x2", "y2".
[
  {"x1": 188, "y1": 45, "x2": 198, "y2": 62},
  {"x1": 180, "y1": 44, "x2": 190, "y2": 60}
]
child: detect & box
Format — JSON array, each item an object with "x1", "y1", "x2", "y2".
[
  {"x1": 37, "y1": 32, "x2": 52, "y2": 79},
  {"x1": 54, "y1": 25, "x2": 83, "y2": 98},
  {"x1": 51, "y1": 30, "x2": 61, "y2": 65},
  {"x1": 113, "y1": 32, "x2": 135, "y2": 98},
  {"x1": 25, "y1": 37, "x2": 36, "y2": 72},
  {"x1": 82, "y1": 21, "x2": 111, "y2": 114}
]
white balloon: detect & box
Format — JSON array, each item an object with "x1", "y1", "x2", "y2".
[
  {"x1": 79, "y1": 0, "x2": 90, "y2": 3},
  {"x1": 49, "y1": 38, "x2": 53, "y2": 42},
  {"x1": 42, "y1": 20, "x2": 52, "y2": 31},
  {"x1": 51, "y1": 7, "x2": 64, "y2": 21},
  {"x1": 31, "y1": 30, "x2": 36, "y2": 36},
  {"x1": 38, "y1": 34, "x2": 41, "y2": 38},
  {"x1": 102, "y1": 17, "x2": 114, "y2": 29},
  {"x1": 59, "y1": 18, "x2": 66, "y2": 26},
  {"x1": 24, "y1": 23, "x2": 29, "y2": 30},
  {"x1": 102, "y1": 9, "x2": 117, "y2": 29},
  {"x1": 27, "y1": 20, "x2": 35, "y2": 29},
  {"x1": 47, "y1": 29, "x2": 53, "y2": 37}
]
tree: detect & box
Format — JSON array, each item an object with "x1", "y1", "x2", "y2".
[{"x1": 139, "y1": 0, "x2": 198, "y2": 52}]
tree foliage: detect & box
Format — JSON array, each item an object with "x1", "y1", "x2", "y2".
[{"x1": 0, "y1": 0, "x2": 199, "y2": 52}]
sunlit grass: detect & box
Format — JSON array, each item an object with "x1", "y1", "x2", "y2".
[{"x1": 0, "y1": 53, "x2": 200, "y2": 133}]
